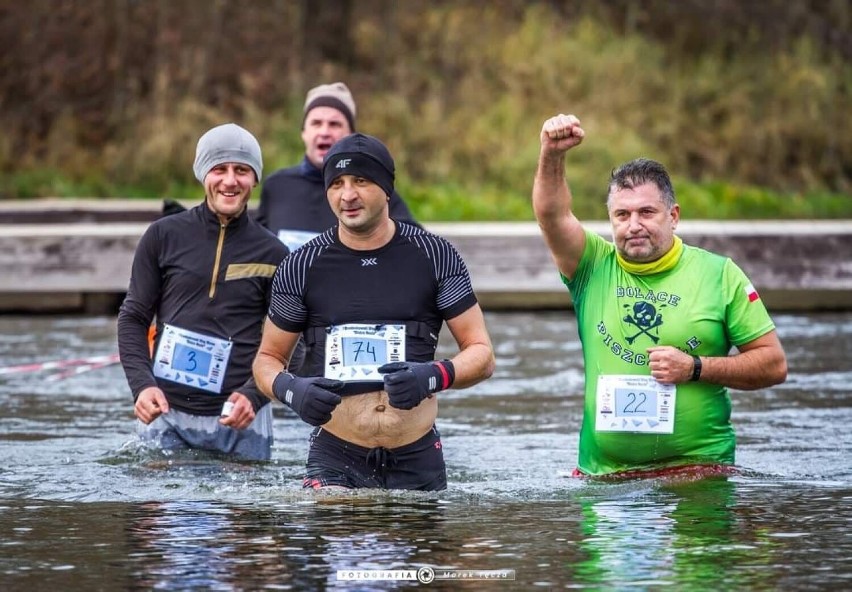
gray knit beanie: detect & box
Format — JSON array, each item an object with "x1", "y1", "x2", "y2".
[
  {"x1": 303, "y1": 82, "x2": 357, "y2": 130},
  {"x1": 193, "y1": 123, "x2": 263, "y2": 183}
]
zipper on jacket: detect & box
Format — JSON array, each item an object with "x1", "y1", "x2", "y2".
[{"x1": 209, "y1": 222, "x2": 226, "y2": 298}]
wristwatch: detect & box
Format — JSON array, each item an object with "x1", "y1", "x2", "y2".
[{"x1": 690, "y1": 355, "x2": 702, "y2": 382}]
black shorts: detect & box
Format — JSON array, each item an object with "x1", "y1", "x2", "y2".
[{"x1": 303, "y1": 426, "x2": 447, "y2": 491}]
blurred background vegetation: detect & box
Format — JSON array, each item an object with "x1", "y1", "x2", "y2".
[{"x1": 0, "y1": 0, "x2": 849, "y2": 220}]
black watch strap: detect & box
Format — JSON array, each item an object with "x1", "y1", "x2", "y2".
[{"x1": 690, "y1": 355, "x2": 702, "y2": 382}]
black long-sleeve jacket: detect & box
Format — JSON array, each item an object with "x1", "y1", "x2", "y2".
[{"x1": 117, "y1": 201, "x2": 289, "y2": 415}]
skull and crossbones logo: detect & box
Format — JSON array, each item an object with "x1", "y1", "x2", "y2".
[{"x1": 623, "y1": 302, "x2": 665, "y2": 344}]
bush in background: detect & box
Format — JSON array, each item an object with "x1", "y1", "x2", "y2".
[{"x1": 0, "y1": 0, "x2": 848, "y2": 220}]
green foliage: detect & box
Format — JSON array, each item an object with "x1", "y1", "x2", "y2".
[
  {"x1": 0, "y1": 2, "x2": 849, "y2": 219},
  {"x1": 397, "y1": 179, "x2": 533, "y2": 222},
  {"x1": 1, "y1": 162, "x2": 847, "y2": 222},
  {"x1": 675, "y1": 181, "x2": 852, "y2": 220}
]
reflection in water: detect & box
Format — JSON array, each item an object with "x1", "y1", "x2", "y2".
[
  {"x1": 123, "y1": 497, "x2": 450, "y2": 590},
  {"x1": 573, "y1": 477, "x2": 777, "y2": 590},
  {"x1": 0, "y1": 475, "x2": 849, "y2": 589},
  {"x1": 127, "y1": 502, "x2": 242, "y2": 590},
  {"x1": 578, "y1": 496, "x2": 678, "y2": 586},
  {"x1": 0, "y1": 313, "x2": 850, "y2": 589}
]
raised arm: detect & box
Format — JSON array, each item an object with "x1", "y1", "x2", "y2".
[{"x1": 532, "y1": 114, "x2": 588, "y2": 279}]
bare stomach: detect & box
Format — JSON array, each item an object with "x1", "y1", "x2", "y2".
[{"x1": 323, "y1": 390, "x2": 438, "y2": 449}]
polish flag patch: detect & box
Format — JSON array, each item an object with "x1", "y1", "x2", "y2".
[{"x1": 744, "y1": 283, "x2": 760, "y2": 302}]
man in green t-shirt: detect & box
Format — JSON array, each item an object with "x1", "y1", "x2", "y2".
[{"x1": 531, "y1": 113, "x2": 788, "y2": 476}]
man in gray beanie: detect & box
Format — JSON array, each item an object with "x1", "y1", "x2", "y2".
[
  {"x1": 118, "y1": 123, "x2": 290, "y2": 460},
  {"x1": 257, "y1": 82, "x2": 418, "y2": 253},
  {"x1": 193, "y1": 122, "x2": 263, "y2": 184},
  {"x1": 254, "y1": 133, "x2": 496, "y2": 491}
]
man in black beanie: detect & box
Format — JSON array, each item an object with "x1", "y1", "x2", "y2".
[
  {"x1": 254, "y1": 133, "x2": 495, "y2": 491},
  {"x1": 256, "y1": 82, "x2": 418, "y2": 251}
]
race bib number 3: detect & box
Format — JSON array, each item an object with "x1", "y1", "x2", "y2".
[
  {"x1": 595, "y1": 375, "x2": 676, "y2": 434},
  {"x1": 153, "y1": 324, "x2": 232, "y2": 394},
  {"x1": 325, "y1": 324, "x2": 405, "y2": 381}
]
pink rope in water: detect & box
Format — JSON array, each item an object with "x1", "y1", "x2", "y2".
[{"x1": 0, "y1": 353, "x2": 121, "y2": 377}]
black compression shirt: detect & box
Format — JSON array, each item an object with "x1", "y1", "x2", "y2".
[{"x1": 267, "y1": 221, "x2": 477, "y2": 392}]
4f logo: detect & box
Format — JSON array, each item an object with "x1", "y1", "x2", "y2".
[
  {"x1": 623, "y1": 301, "x2": 665, "y2": 344},
  {"x1": 335, "y1": 158, "x2": 351, "y2": 169},
  {"x1": 361, "y1": 258, "x2": 377, "y2": 266}
]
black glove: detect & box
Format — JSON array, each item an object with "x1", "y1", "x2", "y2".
[
  {"x1": 272, "y1": 372, "x2": 343, "y2": 426},
  {"x1": 377, "y1": 360, "x2": 455, "y2": 410}
]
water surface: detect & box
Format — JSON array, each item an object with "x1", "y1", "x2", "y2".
[{"x1": 0, "y1": 312, "x2": 849, "y2": 590}]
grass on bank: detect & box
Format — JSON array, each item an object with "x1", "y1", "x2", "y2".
[{"x1": 2, "y1": 168, "x2": 849, "y2": 221}]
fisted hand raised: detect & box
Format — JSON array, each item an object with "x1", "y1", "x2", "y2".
[{"x1": 540, "y1": 114, "x2": 585, "y2": 153}]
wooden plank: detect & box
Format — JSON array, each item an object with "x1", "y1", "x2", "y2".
[{"x1": 1, "y1": 220, "x2": 851, "y2": 313}]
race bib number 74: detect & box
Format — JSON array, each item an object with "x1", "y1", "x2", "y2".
[{"x1": 324, "y1": 323, "x2": 405, "y2": 382}]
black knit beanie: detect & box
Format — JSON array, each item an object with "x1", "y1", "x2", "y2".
[{"x1": 323, "y1": 133, "x2": 395, "y2": 197}]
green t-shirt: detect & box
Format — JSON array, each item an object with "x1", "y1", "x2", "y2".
[{"x1": 565, "y1": 230, "x2": 775, "y2": 475}]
